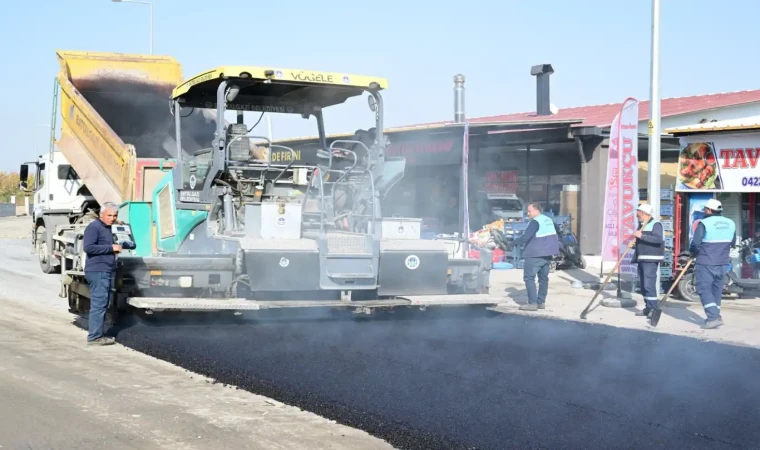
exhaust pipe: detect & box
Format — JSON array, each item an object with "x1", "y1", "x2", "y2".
[
  {"x1": 454, "y1": 74, "x2": 465, "y2": 123},
  {"x1": 530, "y1": 64, "x2": 554, "y2": 116}
]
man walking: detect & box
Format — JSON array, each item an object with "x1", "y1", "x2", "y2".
[
  {"x1": 690, "y1": 198, "x2": 736, "y2": 329},
  {"x1": 512, "y1": 203, "x2": 560, "y2": 311},
  {"x1": 82, "y1": 202, "x2": 122, "y2": 345},
  {"x1": 631, "y1": 204, "x2": 664, "y2": 318}
]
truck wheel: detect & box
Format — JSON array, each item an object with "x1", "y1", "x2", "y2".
[
  {"x1": 36, "y1": 225, "x2": 58, "y2": 274},
  {"x1": 677, "y1": 275, "x2": 700, "y2": 303}
]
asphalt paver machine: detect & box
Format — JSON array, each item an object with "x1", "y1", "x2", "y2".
[{"x1": 58, "y1": 62, "x2": 498, "y2": 317}]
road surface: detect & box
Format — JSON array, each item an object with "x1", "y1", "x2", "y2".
[
  {"x1": 0, "y1": 221, "x2": 392, "y2": 450},
  {"x1": 2, "y1": 216, "x2": 760, "y2": 449}
]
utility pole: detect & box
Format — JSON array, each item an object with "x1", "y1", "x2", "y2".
[
  {"x1": 112, "y1": 0, "x2": 153, "y2": 54},
  {"x1": 648, "y1": 0, "x2": 662, "y2": 292}
]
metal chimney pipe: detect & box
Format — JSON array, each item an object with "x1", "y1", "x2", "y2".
[
  {"x1": 454, "y1": 74, "x2": 465, "y2": 123},
  {"x1": 530, "y1": 64, "x2": 554, "y2": 116}
]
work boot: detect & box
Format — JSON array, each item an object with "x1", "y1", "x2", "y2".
[
  {"x1": 520, "y1": 304, "x2": 538, "y2": 311},
  {"x1": 537, "y1": 303, "x2": 546, "y2": 310},
  {"x1": 87, "y1": 336, "x2": 115, "y2": 346},
  {"x1": 701, "y1": 318, "x2": 724, "y2": 330},
  {"x1": 636, "y1": 308, "x2": 651, "y2": 317}
]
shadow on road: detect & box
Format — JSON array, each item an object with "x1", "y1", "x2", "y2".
[{"x1": 70, "y1": 305, "x2": 506, "y2": 336}]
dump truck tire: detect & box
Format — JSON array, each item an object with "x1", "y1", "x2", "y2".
[{"x1": 36, "y1": 225, "x2": 58, "y2": 274}]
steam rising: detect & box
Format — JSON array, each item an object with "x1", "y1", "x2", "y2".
[{"x1": 74, "y1": 77, "x2": 216, "y2": 158}]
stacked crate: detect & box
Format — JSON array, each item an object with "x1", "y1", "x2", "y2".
[
  {"x1": 659, "y1": 188, "x2": 675, "y2": 283},
  {"x1": 503, "y1": 221, "x2": 530, "y2": 269}
]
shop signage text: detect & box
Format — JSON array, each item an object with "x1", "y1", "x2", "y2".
[
  {"x1": 482, "y1": 170, "x2": 518, "y2": 194},
  {"x1": 677, "y1": 134, "x2": 760, "y2": 192},
  {"x1": 386, "y1": 138, "x2": 461, "y2": 166}
]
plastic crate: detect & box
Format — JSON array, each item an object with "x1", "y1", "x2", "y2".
[
  {"x1": 665, "y1": 236, "x2": 674, "y2": 247},
  {"x1": 660, "y1": 204, "x2": 673, "y2": 216},
  {"x1": 660, "y1": 267, "x2": 673, "y2": 279},
  {"x1": 661, "y1": 220, "x2": 673, "y2": 231},
  {"x1": 660, "y1": 189, "x2": 674, "y2": 200}
]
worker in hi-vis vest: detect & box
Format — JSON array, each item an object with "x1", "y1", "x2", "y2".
[
  {"x1": 512, "y1": 203, "x2": 560, "y2": 311},
  {"x1": 689, "y1": 198, "x2": 736, "y2": 329},
  {"x1": 631, "y1": 204, "x2": 664, "y2": 319}
]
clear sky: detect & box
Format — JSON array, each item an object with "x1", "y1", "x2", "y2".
[{"x1": 1, "y1": 0, "x2": 758, "y2": 171}]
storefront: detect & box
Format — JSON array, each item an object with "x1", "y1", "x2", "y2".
[
  {"x1": 276, "y1": 119, "x2": 587, "y2": 240},
  {"x1": 667, "y1": 121, "x2": 760, "y2": 280}
]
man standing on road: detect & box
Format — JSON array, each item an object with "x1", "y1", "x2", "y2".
[
  {"x1": 512, "y1": 203, "x2": 560, "y2": 311},
  {"x1": 631, "y1": 204, "x2": 664, "y2": 318},
  {"x1": 82, "y1": 202, "x2": 121, "y2": 346},
  {"x1": 689, "y1": 198, "x2": 736, "y2": 329}
]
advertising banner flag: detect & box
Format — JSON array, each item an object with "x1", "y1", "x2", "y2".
[{"x1": 601, "y1": 98, "x2": 640, "y2": 276}]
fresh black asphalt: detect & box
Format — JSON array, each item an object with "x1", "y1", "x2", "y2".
[{"x1": 113, "y1": 309, "x2": 760, "y2": 450}]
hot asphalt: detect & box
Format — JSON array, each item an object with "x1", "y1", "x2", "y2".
[{"x1": 113, "y1": 308, "x2": 760, "y2": 450}]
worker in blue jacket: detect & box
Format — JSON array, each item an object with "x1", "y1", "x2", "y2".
[
  {"x1": 512, "y1": 203, "x2": 560, "y2": 311},
  {"x1": 631, "y1": 204, "x2": 664, "y2": 318},
  {"x1": 82, "y1": 202, "x2": 121, "y2": 346},
  {"x1": 689, "y1": 198, "x2": 736, "y2": 329}
]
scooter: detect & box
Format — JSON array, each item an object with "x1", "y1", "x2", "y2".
[
  {"x1": 554, "y1": 218, "x2": 586, "y2": 270},
  {"x1": 675, "y1": 238, "x2": 760, "y2": 302}
]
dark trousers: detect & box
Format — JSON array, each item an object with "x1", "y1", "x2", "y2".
[
  {"x1": 637, "y1": 261, "x2": 660, "y2": 310},
  {"x1": 695, "y1": 264, "x2": 724, "y2": 322},
  {"x1": 523, "y1": 257, "x2": 551, "y2": 305},
  {"x1": 85, "y1": 271, "x2": 114, "y2": 342}
]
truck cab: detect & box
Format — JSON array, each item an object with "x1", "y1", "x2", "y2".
[{"x1": 20, "y1": 150, "x2": 96, "y2": 273}]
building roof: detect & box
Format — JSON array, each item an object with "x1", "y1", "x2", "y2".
[
  {"x1": 276, "y1": 89, "x2": 760, "y2": 144},
  {"x1": 465, "y1": 89, "x2": 760, "y2": 128},
  {"x1": 666, "y1": 115, "x2": 760, "y2": 135}
]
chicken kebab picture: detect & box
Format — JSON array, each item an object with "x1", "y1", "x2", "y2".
[{"x1": 678, "y1": 142, "x2": 723, "y2": 190}]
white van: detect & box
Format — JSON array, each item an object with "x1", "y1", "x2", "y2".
[{"x1": 486, "y1": 193, "x2": 525, "y2": 221}]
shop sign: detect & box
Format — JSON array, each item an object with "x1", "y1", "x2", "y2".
[
  {"x1": 482, "y1": 170, "x2": 518, "y2": 194},
  {"x1": 601, "y1": 98, "x2": 640, "y2": 278},
  {"x1": 677, "y1": 133, "x2": 760, "y2": 192},
  {"x1": 386, "y1": 137, "x2": 462, "y2": 166}
]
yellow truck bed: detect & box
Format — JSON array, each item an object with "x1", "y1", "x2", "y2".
[{"x1": 55, "y1": 50, "x2": 184, "y2": 205}]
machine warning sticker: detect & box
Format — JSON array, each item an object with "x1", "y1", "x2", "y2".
[
  {"x1": 279, "y1": 257, "x2": 290, "y2": 268},
  {"x1": 189, "y1": 174, "x2": 197, "y2": 189},
  {"x1": 277, "y1": 217, "x2": 286, "y2": 227},
  {"x1": 405, "y1": 255, "x2": 420, "y2": 270},
  {"x1": 179, "y1": 190, "x2": 201, "y2": 203}
]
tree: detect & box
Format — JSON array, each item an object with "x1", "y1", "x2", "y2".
[{"x1": 0, "y1": 171, "x2": 35, "y2": 203}]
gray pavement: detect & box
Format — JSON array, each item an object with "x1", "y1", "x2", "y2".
[
  {"x1": 0, "y1": 218, "x2": 393, "y2": 450},
  {"x1": 3, "y1": 215, "x2": 760, "y2": 449}
]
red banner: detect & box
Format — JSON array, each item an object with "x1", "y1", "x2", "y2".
[{"x1": 482, "y1": 170, "x2": 519, "y2": 194}]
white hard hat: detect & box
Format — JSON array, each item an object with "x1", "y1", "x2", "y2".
[
  {"x1": 705, "y1": 198, "x2": 723, "y2": 211},
  {"x1": 637, "y1": 204, "x2": 654, "y2": 215}
]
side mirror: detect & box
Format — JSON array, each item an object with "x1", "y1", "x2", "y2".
[
  {"x1": 225, "y1": 84, "x2": 241, "y2": 102},
  {"x1": 18, "y1": 164, "x2": 29, "y2": 191},
  {"x1": 367, "y1": 95, "x2": 377, "y2": 112}
]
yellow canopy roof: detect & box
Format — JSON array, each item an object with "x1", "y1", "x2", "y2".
[{"x1": 172, "y1": 66, "x2": 387, "y2": 111}]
